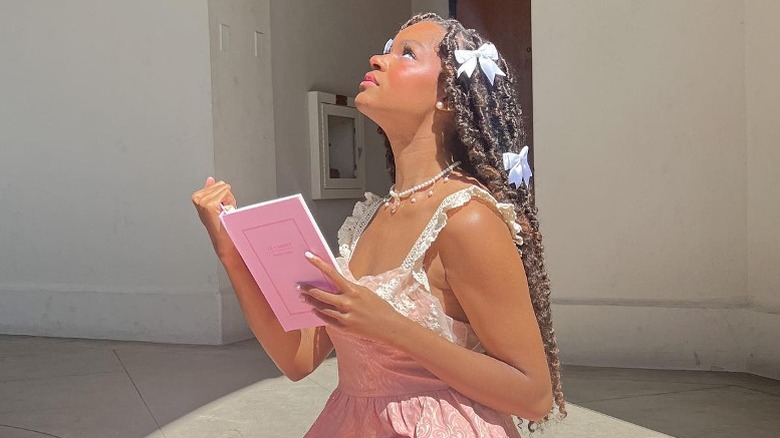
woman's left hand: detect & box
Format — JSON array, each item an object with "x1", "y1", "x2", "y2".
[{"x1": 299, "y1": 251, "x2": 408, "y2": 344}]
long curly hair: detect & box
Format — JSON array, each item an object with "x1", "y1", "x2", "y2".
[{"x1": 379, "y1": 13, "x2": 568, "y2": 433}]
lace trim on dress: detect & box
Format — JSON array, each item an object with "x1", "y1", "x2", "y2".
[
  {"x1": 401, "y1": 185, "x2": 525, "y2": 294},
  {"x1": 333, "y1": 185, "x2": 521, "y2": 354},
  {"x1": 337, "y1": 191, "x2": 384, "y2": 259}
]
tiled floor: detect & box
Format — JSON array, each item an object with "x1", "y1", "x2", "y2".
[{"x1": 0, "y1": 335, "x2": 778, "y2": 438}]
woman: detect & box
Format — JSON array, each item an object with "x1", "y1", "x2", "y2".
[{"x1": 192, "y1": 12, "x2": 566, "y2": 437}]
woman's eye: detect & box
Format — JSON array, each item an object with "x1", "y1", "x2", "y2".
[{"x1": 402, "y1": 46, "x2": 416, "y2": 59}]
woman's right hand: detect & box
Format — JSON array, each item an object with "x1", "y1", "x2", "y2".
[{"x1": 191, "y1": 176, "x2": 238, "y2": 260}]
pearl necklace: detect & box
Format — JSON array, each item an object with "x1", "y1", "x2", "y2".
[{"x1": 384, "y1": 161, "x2": 461, "y2": 213}]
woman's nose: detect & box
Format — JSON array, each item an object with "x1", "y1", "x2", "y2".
[{"x1": 369, "y1": 54, "x2": 385, "y2": 71}]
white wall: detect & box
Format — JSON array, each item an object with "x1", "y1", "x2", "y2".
[
  {"x1": 207, "y1": 0, "x2": 277, "y2": 343},
  {"x1": 0, "y1": 0, "x2": 410, "y2": 344},
  {"x1": 745, "y1": 0, "x2": 780, "y2": 378},
  {"x1": 212, "y1": 0, "x2": 412, "y2": 343},
  {"x1": 269, "y1": 0, "x2": 409, "y2": 252},
  {"x1": 533, "y1": 0, "x2": 778, "y2": 379},
  {"x1": 0, "y1": 0, "x2": 223, "y2": 344}
]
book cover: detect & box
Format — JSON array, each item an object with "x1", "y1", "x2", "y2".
[{"x1": 219, "y1": 193, "x2": 342, "y2": 332}]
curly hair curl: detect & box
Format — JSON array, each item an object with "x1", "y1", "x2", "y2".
[{"x1": 378, "y1": 13, "x2": 568, "y2": 434}]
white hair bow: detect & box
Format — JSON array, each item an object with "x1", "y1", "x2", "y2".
[
  {"x1": 454, "y1": 43, "x2": 506, "y2": 86},
  {"x1": 383, "y1": 38, "x2": 393, "y2": 54},
  {"x1": 503, "y1": 146, "x2": 532, "y2": 188}
]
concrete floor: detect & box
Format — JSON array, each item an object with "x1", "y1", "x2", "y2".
[{"x1": 0, "y1": 335, "x2": 778, "y2": 438}]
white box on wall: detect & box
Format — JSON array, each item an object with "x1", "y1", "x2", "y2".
[{"x1": 307, "y1": 91, "x2": 367, "y2": 199}]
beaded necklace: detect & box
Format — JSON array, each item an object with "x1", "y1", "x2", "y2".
[{"x1": 383, "y1": 161, "x2": 461, "y2": 214}]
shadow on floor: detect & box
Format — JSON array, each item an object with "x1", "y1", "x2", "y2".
[{"x1": 1, "y1": 335, "x2": 778, "y2": 437}]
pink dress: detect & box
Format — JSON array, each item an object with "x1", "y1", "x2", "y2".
[{"x1": 304, "y1": 185, "x2": 525, "y2": 438}]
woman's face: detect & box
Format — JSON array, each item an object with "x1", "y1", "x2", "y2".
[{"x1": 355, "y1": 21, "x2": 446, "y2": 128}]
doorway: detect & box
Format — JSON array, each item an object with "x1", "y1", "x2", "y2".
[{"x1": 451, "y1": 0, "x2": 535, "y2": 192}]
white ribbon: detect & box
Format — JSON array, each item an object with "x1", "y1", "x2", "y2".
[
  {"x1": 454, "y1": 43, "x2": 506, "y2": 86},
  {"x1": 503, "y1": 146, "x2": 532, "y2": 188}
]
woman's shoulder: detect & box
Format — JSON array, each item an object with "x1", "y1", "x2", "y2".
[
  {"x1": 434, "y1": 195, "x2": 524, "y2": 262},
  {"x1": 437, "y1": 174, "x2": 506, "y2": 214},
  {"x1": 441, "y1": 172, "x2": 506, "y2": 200},
  {"x1": 436, "y1": 175, "x2": 524, "y2": 247},
  {"x1": 441, "y1": 191, "x2": 510, "y2": 234}
]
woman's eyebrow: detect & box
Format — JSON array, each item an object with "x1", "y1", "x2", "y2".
[{"x1": 399, "y1": 39, "x2": 425, "y2": 50}]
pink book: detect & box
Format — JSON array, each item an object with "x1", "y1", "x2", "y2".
[{"x1": 219, "y1": 193, "x2": 343, "y2": 332}]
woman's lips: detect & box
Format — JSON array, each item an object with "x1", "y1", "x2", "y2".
[{"x1": 363, "y1": 73, "x2": 378, "y2": 85}]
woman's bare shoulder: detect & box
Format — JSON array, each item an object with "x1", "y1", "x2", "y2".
[
  {"x1": 443, "y1": 197, "x2": 509, "y2": 239},
  {"x1": 434, "y1": 172, "x2": 517, "y2": 249},
  {"x1": 434, "y1": 177, "x2": 525, "y2": 287}
]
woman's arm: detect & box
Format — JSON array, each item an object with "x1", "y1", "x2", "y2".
[
  {"x1": 221, "y1": 249, "x2": 334, "y2": 381},
  {"x1": 192, "y1": 178, "x2": 333, "y2": 381},
  {"x1": 387, "y1": 199, "x2": 553, "y2": 421},
  {"x1": 387, "y1": 313, "x2": 550, "y2": 421}
]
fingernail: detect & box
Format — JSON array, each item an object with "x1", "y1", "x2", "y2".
[{"x1": 304, "y1": 251, "x2": 314, "y2": 260}]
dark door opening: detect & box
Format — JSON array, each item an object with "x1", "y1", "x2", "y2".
[{"x1": 451, "y1": 0, "x2": 535, "y2": 194}]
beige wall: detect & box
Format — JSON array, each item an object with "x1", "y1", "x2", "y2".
[
  {"x1": 207, "y1": 0, "x2": 277, "y2": 343},
  {"x1": 745, "y1": 0, "x2": 780, "y2": 377},
  {"x1": 411, "y1": 0, "x2": 449, "y2": 17},
  {"x1": 533, "y1": 0, "x2": 777, "y2": 379},
  {"x1": 269, "y1": 0, "x2": 409, "y2": 253},
  {"x1": 0, "y1": 0, "x2": 409, "y2": 345},
  {"x1": 215, "y1": 0, "x2": 411, "y2": 343},
  {"x1": 0, "y1": 0, "x2": 223, "y2": 344}
]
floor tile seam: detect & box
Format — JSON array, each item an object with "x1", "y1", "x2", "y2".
[
  {"x1": 110, "y1": 349, "x2": 265, "y2": 358},
  {"x1": 729, "y1": 385, "x2": 780, "y2": 398},
  {"x1": 0, "y1": 423, "x2": 63, "y2": 438},
  {"x1": 0, "y1": 403, "x2": 153, "y2": 415},
  {"x1": 0, "y1": 340, "x2": 127, "y2": 347},
  {"x1": 303, "y1": 376, "x2": 335, "y2": 392},
  {"x1": 0, "y1": 370, "x2": 126, "y2": 384},
  {"x1": 0, "y1": 353, "x2": 66, "y2": 359},
  {"x1": 576, "y1": 384, "x2": 736, "y2": 403},
  {"x1": 0, "y1": 349, "x2": 114, "y2": 360},
  {"x1": 112, "y1": 348, "x2": 167, "y2": 438},
  {"x1": 250, "y1": 381, "x2": 330, "y2": 393},
  {"x1": 565, "y1": 369, "x2": 779, "y2": 382},
  {"x1": 561, "y1": 404, "x2": 677, "y2": 437},
  {"x1": 565, "y1": 369, "x2": 778, "y2": 377},
  {"x1": 565, "y1": 376, "x2": 768, "y2": 386},
  {"x1": 569, "y1": 377, "x2": 780, "y2": 396}
]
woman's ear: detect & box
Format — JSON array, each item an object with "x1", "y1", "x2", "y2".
[{"x1": 435, "y1": 97, "x2": 455, "y2": 112}]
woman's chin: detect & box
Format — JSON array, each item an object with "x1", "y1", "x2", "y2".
[
  {"x1": 355, "y1": 91, "x2": 369, "y2": 107},
  {"x1": 355, "y1": 93, "x2": 376, "y2": 117},
  {"x1": 355, "y1": 94, "x2": 396, "y2": 130}
]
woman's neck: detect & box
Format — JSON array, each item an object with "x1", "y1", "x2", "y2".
[{"x1": 386, "y1": 129, "x2": 454, "y2": 193}]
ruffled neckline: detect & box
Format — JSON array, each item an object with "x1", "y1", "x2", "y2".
[
  {"x1": 339, "y1": 256, "x2": 406, "y2": 284},
  {"x1": 338, "y1": 185, "x2": 523, "y2": 268},
  {"x1": 337, "y1": 256, "x2": 475, "y2": 330},
  {"x1": 334, "y1": 184, "x2": 525, "y2": 348}
]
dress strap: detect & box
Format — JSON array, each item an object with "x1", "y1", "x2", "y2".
[
  {"x1": 401, "y1": 185, "x2": 524, "y2": 293},
  {"x1": 337, "y1": 192, "x2": 385, "y2": 259}
]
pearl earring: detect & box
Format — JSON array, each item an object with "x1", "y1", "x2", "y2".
[{"x1": 435, "y1": 101, "x2": 445, "y2": 110}]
